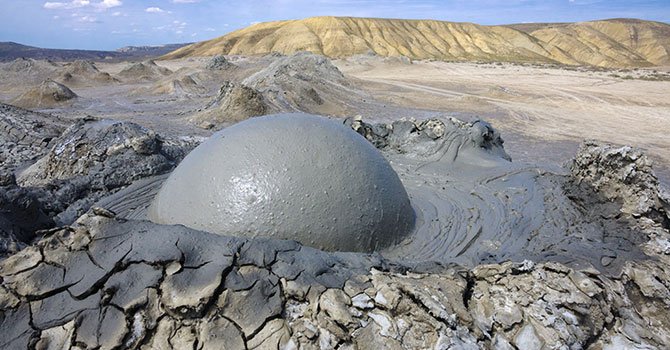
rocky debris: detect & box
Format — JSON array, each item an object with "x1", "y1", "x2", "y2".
[
  {"x1": 205, "y1": 54, "x2": 236, "y2": 70},
  {"x1": 0, "y1": 179, "x2": 53, "y2": 255},
  {"x1": 20, "y1": 118, "x2": 173, "y2": 185},
  {"x1": 0, "y1": 195, "x2": 668, "y2": 349},
  {"x1": 0, "y1": 103, "x2": 66, "y2": 170},
  {"x1": 10, "y1": 79, "x2": 78, "y2": 109},
  {"x1": 58, "y1": 60, "x2": 117, "y2": 86},
  {"x1": 570, "y1": 141, "x2": 670, "y2": 222},
  {"x1": 346, "y1": 115, "x2": 392, "y2": 148},
  {"x1": 191, "y1": 81, "x2": 271, "y2": 129},
  {"x1": 117, "y1": 60, "x2": 172, "y2": 82},
  {"x1": 0, "y1": 104, "x2": 66, "y2": 256},
  {"x1": 384, "y1": 55, "x2": 413, "y2": 65},
  {"x1": 346, "y1": 116, "x2": 511, "y2": 162},
  {"x1": 11, "y1": 117, "x2": 199, "y2": 227}
]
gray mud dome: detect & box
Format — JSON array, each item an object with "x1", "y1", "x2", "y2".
[{"x1": 149, "y1": 114, "x2": 415, "y2": 252}]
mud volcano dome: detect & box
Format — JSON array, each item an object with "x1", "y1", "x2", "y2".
[{"x1": 148, "y1": 113, "x2": 416, "y2": 252}]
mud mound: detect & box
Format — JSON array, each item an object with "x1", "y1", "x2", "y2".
[
  {"x1": 347, "y1": 116, "x2": 511, "y2": 161},
  {"x1": 10, "y1": 79, "x2": 77, "y2": 109},
  {"x1": 241, "y1": 52, "x2": 362, "y2": 116},
  {"x1": 191, "y1": 81, "x2": 271, "y2": 128},
  {"x1": 0, "y1": 103, "x2": 66, "y2": 170},
  {"x1": 117, "y1": 60, "x2": 172, "y2": 82},
  {"x1": 0, "y1": 104, "x2": 66, "y2": 256},
  {"x1": 139, "y1": 74, "x2": 206, "y2": 98},
  {"x1": 57, "y1": 60, "x2": 117, "y2": 86},
  {"x1": 570, "y1": 141, "x2": 670, "y2": 221},
  {"x1": 2, "y1": 57, "x2": 59, "y2": 73},
  {"x1": 205, "y1": 54, "x2": 236, "y2": 70},
  {"x1": 0, "y1": 58, "x2": 61, "y2": 86},
  {"x1": 245, "y1": 51, "x2": 348, "y2": 89},
  {"x1": 16, "y1": 118, "x2": 197, "y2": 225},
  {"x1": 63, "y1": 60, "x2": 102, "y2": 75},
  {"x1": 21, "y1": 119, "x2": 173, "y2": 186}
]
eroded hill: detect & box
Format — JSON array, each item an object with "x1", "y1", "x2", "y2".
[{"x1": 163, "y1": 16, "x2": 670, "y2": 68}]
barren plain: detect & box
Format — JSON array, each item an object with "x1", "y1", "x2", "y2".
[
  {"x1": 2, "y1": 55, "x2": 668, "y2": 184},
  {"x1": 2, "y1": 17, "x2": 670, "y2": 348},
  {"x1": 336, "y1": 58, "x2": 670, "y2": 185}
]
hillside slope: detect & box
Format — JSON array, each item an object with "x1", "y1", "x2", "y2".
[{"x1": 162, "y1": 17, "x2": 670, "y2": 68}]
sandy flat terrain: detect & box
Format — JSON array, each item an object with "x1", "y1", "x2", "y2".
[
  {"x1": 2, "y1": 55, "x2": 668, "y2": 184},
  {"x1": 337, "y1": 59, "x2": 670, "y2": 184}
]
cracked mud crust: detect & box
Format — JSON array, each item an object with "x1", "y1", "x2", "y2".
[{"x1": 1, "y1": 208, "x2": 669, "y2": 349}]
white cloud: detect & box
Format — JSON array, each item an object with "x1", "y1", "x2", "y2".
[
  {"x1": 111, "y1": 11, "x2": 122, "y2": 16},
  {"x1": 146, "y1": 7, "x2": 165, "y2": 13},
  {"x1": 78, "y1": 15, "x2": 98, "y2": 22},
  {"x1": 154, "y1": 20, "x2": 187, "y2": 34},
  {"x1": 98, "y1": 0, "x2": 121, "y2": 8},
  {"x1": 44, "y1": 0, "x2": 90, "y2": 9},
  {"x1": 172, "y1": 0, "x2": 200, "y2": 3},
  {"x1": 43, "y1": 0, "x2": 121, "y2": 10}
]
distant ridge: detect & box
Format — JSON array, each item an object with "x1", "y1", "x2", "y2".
[
  {"x1": 0, "y1": 42, "x2": 192, "y2": 62},
  {"x1": 162, "y1": 16, "x2": 670, "y2": 68}
]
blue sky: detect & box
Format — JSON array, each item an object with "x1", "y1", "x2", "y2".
[{"x1": 1, "y1": 0, "x2": 669, "y2": 50}]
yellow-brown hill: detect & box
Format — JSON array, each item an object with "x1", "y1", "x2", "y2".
[{"x1": 162, "y1": 16, "x2": 670, "y2": 68}]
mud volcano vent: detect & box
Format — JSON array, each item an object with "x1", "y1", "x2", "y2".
[{"x1": 148, "y1": 113, "x2": 415, "y2": 252}]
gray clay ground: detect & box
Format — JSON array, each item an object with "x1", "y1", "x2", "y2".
[
  {"x1": 1, "y1": 53, "x2": 670, "y2": 349},
  {"x1": 1, "y1": 138, "x2": 670, "y2": 349}
]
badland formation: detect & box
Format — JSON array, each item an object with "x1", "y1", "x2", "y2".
[{"x1": 1, "y1": 16, "x2": 670, "y2": 349}]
